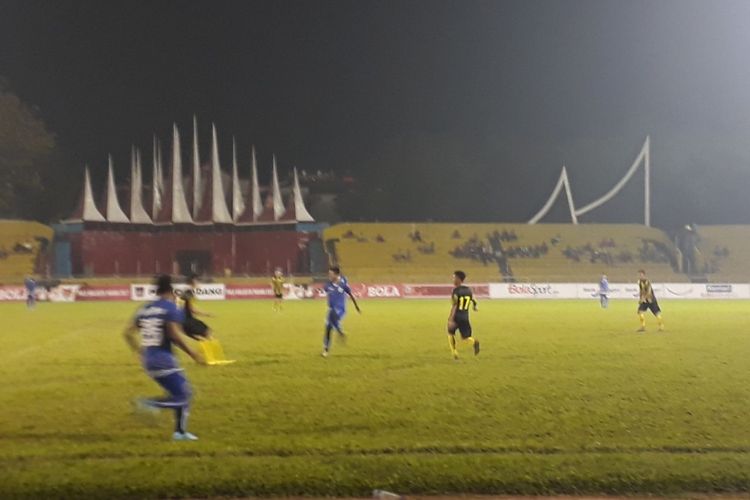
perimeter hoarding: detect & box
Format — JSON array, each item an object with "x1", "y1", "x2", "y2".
[{"x1": 1, "y1": 282, "x2": 747, "y2": 302}]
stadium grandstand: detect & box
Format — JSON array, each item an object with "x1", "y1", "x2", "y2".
[
  {"x1": 3, "y1": 131, "x2": 750, "y2": 286},
  {"x1": 0, "y1": 220, "x2": 52, "y2": 281},
  {"x1": 324, "y1": 223, "x2": 683, "y2": 283},
  {"x1": 692, "y1": 225, "x2": 750, "y2": 282}
]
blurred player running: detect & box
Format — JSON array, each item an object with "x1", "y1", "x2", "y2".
[
  {"x1": 637, "y1": 269, "x2": 664, "y2": 332},
  {"x1": 447, "y1": 270, "x2": 480, "y2": 360},
  {"x1": 180, "y1": 275, "x2": 233, "y2": 364},
  {"x1": 24, "y1": 276, "x2": 36, "y2": 309},
  {"x1": 181, "y1": 275, "x2": 214, "y2": 340},
  {"x1": 123, "y1": 274, "x2": 205, "y2": 441},
  {"x1": 599, "y1": 274, "x2": 609, "y2": 309},
  {"x1": 321, "y1": 266, "x2": 360, "y2": 358},
  {"x1": 271, "y1": 268, "x2": 285, "y2": 312}
]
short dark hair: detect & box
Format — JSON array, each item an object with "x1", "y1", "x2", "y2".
[
  {"x1": 454, "y1": 270, "x2": 466, "y2": 282},
  {"x1": 155, "y1": 274, "x2": 173, "y2": 295},
  {"x1": 329, "y1": 266, "x2": 341, "y2": 275},
  {"x1": 187, "y1": 273, "x2": 198, "y2": 284},
  {"x1": 638, "y1": 269, "x2": 646, "y2": 274}
]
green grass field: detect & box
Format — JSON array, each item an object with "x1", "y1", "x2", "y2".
[{"x1": 1, "y1": 299, "x2": 749, "y2": 499}]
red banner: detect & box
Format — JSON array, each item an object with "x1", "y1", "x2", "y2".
[
  {"x1": 0, "y1": 283, "x2": 490, "y2": 302},
  {"x1": 401, "y1": 283, "x2": 490, "y2": 299}
]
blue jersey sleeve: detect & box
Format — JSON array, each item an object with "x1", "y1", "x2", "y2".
[{"x1": 164, "y1": 302, "x2": 185, "y2": 324}]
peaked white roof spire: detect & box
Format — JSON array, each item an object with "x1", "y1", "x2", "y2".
[
  {"x1": 250, "y1": 146, "x2": 262, "y2": 220},
  {"x1": 231, "y1": 137, "x2": 245, "y2": 221},
  {"x1": 192, "y1": 115, "x2": 202, "y2": 218},
  {"x1": 71, "y1": 165, "x2": 105, "y2": 222},
  {"x1": 152, "y1": 136, "x2": 163, "y2": 219},
  {"x1": 105, "y1": 156, "x2": 130, "y2": 223},
  {"x1": 271, "y1": 155, "x2": 286, "y2": 221},
  {"x1": 170, "y1": 124, "x2": 193, "y2": 223},
  {"x1": 210, "y1": 123, "x2": 233, "y2": 223},
  {"x1": 130, "y1": 147, "x2": 152, "y2": 223},
  {"x1": 292, "y1": 168, "x2": 314, "y2": 222}
]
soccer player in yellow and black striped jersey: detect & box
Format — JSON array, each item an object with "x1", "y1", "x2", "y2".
[
  {"x1": 271, "y1": 269, "x2": 285, "y2": 312},
  {"x1": 637, "y1": 269, "x2": 664, "y2": 332},
  {"x1": 447, "y1": 270, "x2": 480, "y2": 360}
]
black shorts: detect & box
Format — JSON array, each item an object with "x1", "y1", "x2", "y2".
[
  {"x1": 274, "y1": 292, "x2": 283, "y2": 299},
  {"x1": 638, "y1": 301, "x2": 661, "y2": 315},
  {"x1": 183, "y1": 317, "x2": 210, "y2": 339},
  {"x1": 449, "y1": 317, "x2": 473, "y2": 339}
]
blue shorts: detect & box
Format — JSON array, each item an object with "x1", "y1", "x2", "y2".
[
  {"x1": 326, "y1": 308, "x2": 346, "y2": 331},
  {"x1": 143, "y1": 349, "x2": 191, "y2": 402}
]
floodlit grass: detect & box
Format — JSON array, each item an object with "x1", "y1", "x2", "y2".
[{"x1": 1, "y1": 299, "x2": 749, "y2": 498}]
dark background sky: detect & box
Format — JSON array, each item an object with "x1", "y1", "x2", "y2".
[{"x1": 2, "y1": 0, "x2": 750, "y2": 225}]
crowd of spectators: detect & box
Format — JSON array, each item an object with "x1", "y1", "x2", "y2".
[
  {"x1": 450, "y1": 235, "x2": 494, "y2": 265},
  {"x1": 494, "y1": 229, "x2": 518, "y2": 242},
  {"x1": 392, "y1": 249, "x2": 412, "y2": 262},
  {"x1": 417, "y1": 241, "x2": 435, "y2": 254},
  {"x1": 563, "y1": 244, "x2": 614, "y2": 265},
  {"x1": 561, "y1": 238, "x2": 673, "y2": 266},
  {"x1": 342, "y1": 230, "x2": 369, "y2": 243},
  {"x1": 504, "y1": 243, "x2": 548, "y2": 259},
  {"x1": 713, "y1": 246, "x2": 730, "y2": 258},
  {"x1": 638, "y1": 239, "x2": 672, "y2": 264},
  {"x1": 0, "y1": 240, "x2": 36, "y2": 260}
]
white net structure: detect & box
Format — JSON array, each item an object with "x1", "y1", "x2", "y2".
[{"x1": 528, "y1": 136, "x2": 651, "y2": 226}]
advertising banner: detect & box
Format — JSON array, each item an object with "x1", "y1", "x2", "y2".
[
  {"x1": 47, "y1": 284, "x2": 81, "y2": 302},
  {"x1": 490, "y1": 283, "x2": 578, "y2": 299},
  {"x1": 402, "y1": 284, "x2": 490, "y2": 299},
  {"x1": 0, "y1": 286, "x2": 26, "y2": 301},
  {"x1": 75, "y1": 285, "x2": 129, "y2": 301},
  {"x1": 2, "y1": 281, "x2": 748, "y2": 302},
  {"x1": 130, "y1": 283, "x2": 226, "y2": 301}
]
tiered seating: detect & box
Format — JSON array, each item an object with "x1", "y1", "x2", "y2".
[
  {"x1": 503, "y1": 224, "x2": 681, "y2": 282},
  {"x1": 0, "y1": 220, "x2": 53, "y2": 280},
  {"x1": 324, "y1": 223, "x2": 683, "y2": 283},
  {"x1": 694, "y1": 226, "x2": 750, "y2": 282}
]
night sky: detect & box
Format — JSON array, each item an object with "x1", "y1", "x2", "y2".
[{"x1": 2, "y1": 0, "x2": 750, "y2": 225}]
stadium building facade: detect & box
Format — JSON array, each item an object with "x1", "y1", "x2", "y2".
[{"x1": 53, "y1": 121, "x2": 325, "y2": 277}]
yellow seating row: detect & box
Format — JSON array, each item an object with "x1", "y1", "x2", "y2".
[
  {"x1": 325, "y1": 223, "x2": 682, "y2": 283},
  {"x1": 0, "y1": 220, "x2": 53, "y2": 279}
]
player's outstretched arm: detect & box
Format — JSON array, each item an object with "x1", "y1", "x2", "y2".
[
  {"x1": 166, "y1": 322, "x2": 206, "y2": 365},
  {"x1": 123, "y1": 323, "x2": 141, "y2": 355},
  {"x1": 347, "y1": 291, "x2": 361, "y2": 313},
  {"x1": 447, "y1": 303, "x2": 457, "y2": 327}
]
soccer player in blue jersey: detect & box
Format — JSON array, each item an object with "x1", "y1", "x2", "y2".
[
  {"x1": 321, "y1": 266, "x2": 360, "y2": 357},
  {"x1": 24, "y1": 276, "x2": 36, "y2": 309},
  {"x1": 599, "y1": 274, "x2": 609, "y2": 309},
  {"x1": 123, "y1": 275, "x2": 205, "y2": 441}
]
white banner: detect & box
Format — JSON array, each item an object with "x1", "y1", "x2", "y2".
[
  {"x1": 130, "y1": 283, "x2": 226, "y2": 301},
  {"x1": 490, "y1": 283, "x2": 579, "y2": 299},
  {"x1": 491, "y1": 282, "x2": 750, "y2": 300},
  {"x1": 44, "y1": 285, "x2": 80, "y2": 302}
]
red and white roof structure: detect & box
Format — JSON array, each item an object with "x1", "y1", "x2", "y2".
[{"x1": 66, "y1": 120, "x2": 314, "y2": 226}]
